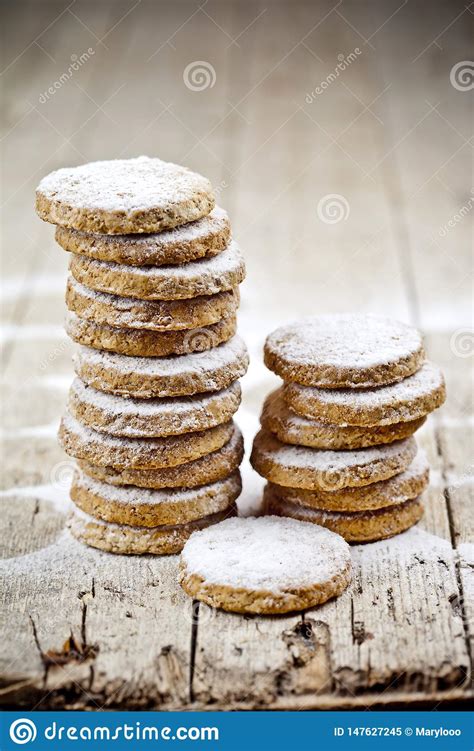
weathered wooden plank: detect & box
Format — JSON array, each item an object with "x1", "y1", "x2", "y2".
[{"x1": 0, "y1": 493, "x2": 195, "y2": 709}]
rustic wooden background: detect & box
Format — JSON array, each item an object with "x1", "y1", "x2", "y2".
[{"x1": 1, "y1": 0, "x2": 472, "y2": 709}]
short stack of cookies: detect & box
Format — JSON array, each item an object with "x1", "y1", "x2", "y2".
[
  {"x1": 36, "y1": 156, "x2": 248, "y2": 555},
  {"x1": 251, "y1": 314, "x2": 446, "y2": 543}
]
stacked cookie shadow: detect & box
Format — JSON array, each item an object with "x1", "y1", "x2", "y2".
[
  {"x1": 251, "y1": 314, "x2": 446, "y2": 543},
  {"x1": 36, "y1": 156, "x2": 248, "y2": 555}
]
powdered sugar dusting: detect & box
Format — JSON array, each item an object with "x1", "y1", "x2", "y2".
[
  {"x1": 181, "y1": 515, "x2": 351, "y2": 592},
  {"x1": 73, "y1": 336, "x2": 248, "y2": 378},
  {"x1": 61, "y1": 410, "x2": 230, "y2": 452},
  {"x1": 75, "y1": 471, "x2": 239, "y2": 507},
  {"x1": 37, "y1": 156, "x2": 212, "y2": 213},
  {"x1": 71, "y1": 240, "x2": 244, "y2": 281},
  {"x1": 70, "y1": 377, "x2": 240, "y2": 421},
  {"x1": 266, "y1": 314, "x2": 423, "y2": 369},
  {"x1": 291, "y1": 361, "x2": 445, "y2": 411},
  {"x1": 256, "y1": 431, "x2": 417, "y2": 472},
  {"x1": 63, "y1": 206, "x2": 229, "y2": 248}
]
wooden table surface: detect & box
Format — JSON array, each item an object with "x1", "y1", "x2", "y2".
[{"x1": 1, "y1": 0, "x2": 472, "y2": 709}]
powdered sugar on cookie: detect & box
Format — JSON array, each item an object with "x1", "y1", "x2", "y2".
[
  {"x1": 180, "y1": 515, "x2": 351, "y2": 591},
  {"x1": 264, "y1": 314, "x2": 425, "y2": 387},
  {"x1": 36, "y1": 156, "x2": 215, "y2": 234},
  {"x1": 285, "y1": 361, "x2": 445, "y2": 425}
]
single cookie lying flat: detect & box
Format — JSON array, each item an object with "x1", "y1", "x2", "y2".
[
  {"x1": 69, "y1": 240, "x2": 245, "y2": 300},
  {"x1": 264, "y1": 488, "x2": 424, "y2": 543},
  {"x1": 69, "y1": 377, "x2": 241, "y2": 437},
  {"x1": 267, "y1": 452, "x2": 429, "y2": 511},
  {"x1": 66, "y1": 277, "x2": 239, "y2": 331},
  {"x1": 78, "y1": 425, "x2": 244, "y2": 489},
  {"x1": 59, "y1": 411, "x2": 234, "y2": 469},
  {"x1": 250, "y1": 429, "x2": 417, "y2": 490},
  {"x1": 284, "y1": 361, "x2": 446, "y2": 426},
  {"x1": 56, "y1": 206, "x2": 230, "y2": 265},
  {"x1": 69, "y1": 505, "x2": 236, "y2": 555},
  {"x1": 36, "y1": 156, "x2": 214, "y2": 234},
  {"x1": 73, "y1": 336, "x2": 249, "y2": 398},
  {"x1": 66, "y1": 311, "x2": 237, "y2": 357},
  {"x1": 179, "y1": 516, "x2": 352, "y2": 614},
  {"x1": 261, "y1": 388, "x2": 425, "y2": 449},
  {"x1": 264, "y1": 314, "x2": 425, "y2": 388},
  {"x1": 72, "y1": 470, "x2": 241, "y2": 527}
]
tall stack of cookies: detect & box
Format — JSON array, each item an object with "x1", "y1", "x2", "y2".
[
  {"x1": 251, "y1": 314, "x2": 446, "y2": 543},
  {"x1": 36, "y1": 156, "x2": 248, "y2": 555}
]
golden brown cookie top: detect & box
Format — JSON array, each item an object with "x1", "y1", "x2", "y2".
[
  {"x1": 264, "y1": 314, "x2": 425, "y2": 388},
  {"x1": 36, "y1": 156, "x2": 215, "y2": 234},
  {"x1": 285, "y1": 360, "x2": 445, "y2": 425},
  {"x1": 55, "y1": 206, "x2": 230, "y2": 265},
  {"x1": 180, "y1": 515, "x2": 351, "y2": 592}
]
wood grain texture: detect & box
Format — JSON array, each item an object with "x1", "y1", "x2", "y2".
[{"x1": 1, "y1": 0, "x2": 472, "y2": 709}]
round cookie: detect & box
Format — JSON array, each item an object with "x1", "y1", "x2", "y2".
[
  {"x1": 69, "y1": 505, "x2": 236, "y2": 555},
  {"x1": 267, "y1": 452, "x2": 429, "y2": 512},
  {"x1": 69, "y1": 240, "x2": 245, "y2": 301},
  {"x1": 66, "y1": 311, "x2": 237, "y2": 357},
  {"x1": 59, "y1": 411, "x2": 234, "y2": 469},
  {"x1": 179, "y1": 516, "x2": 352, "y2": 614},
  {"x1": 71, "y1": 470, "x2": 242, "y2": 527},
  {"x1": 261, "y1": 388, "x2": 425, "y2": 449},
  {"x1": 56, "y1": 206, "x2": 230, "y2": 265},
  {"x1": 68, "y1": 377, "x2": 241, "y2": 438},
  {"x1": 264, "y1": 488, "x2": 424, "y2": 543},
  {"x1": 250, "y1": 429, "x2": 417, "y2": 490},
  {"x1": 73, "y1": 336, "x2": 249, "y2": 398},
  {"x1": 284, "y1": 361, "x2": 446, "y2": 426},
  {"x1": 36, "y1": 156, "x2": 215, "y2": 234},
  {"x1": 264, "y1": 314, "x2": 425, "y2": 388},
  {"x1": 78, "y1": 426, "x2": 244, "y2": 489},
  {"x1": 66, "y1": 276, "x2": 239, "y2": 331}
]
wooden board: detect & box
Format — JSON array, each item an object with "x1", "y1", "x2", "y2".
[{"x1": 1, "y1": 0, "x2": 472, "y2": 709}]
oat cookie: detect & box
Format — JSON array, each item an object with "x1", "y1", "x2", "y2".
[
  {"x1": 69, "y1": 505, "x2": 236, "y2": 555},
  {"x1": 264, "y1": 314, "x2": 425, "y2": 388},
  {"x1": 250, "y1": 429, "x2": 417, "y2": 490},
  {"x1": 179, "y1": 516, "x2": 352, "y2": 614},
  {"x1": 72, "y1": 470, "x2": 241, "y2": 527},
  {"x1": 264, "y1": 488, "x2": 424, "y2": 543},
  {"x1": 56, "y1": 206, "x2": 230, "y2": 265},
  {"x1": 59, "y1": 411, "x2": 234, "y2": 469},
  {"x1": 66, "y1": 311, "x2": 237, "y2": 357},
  {"x1": 36, "y1": 156, "x2": 214, "y2": 234},
  {"x1": 78, "y1": 426, "x2": 244, "y2": 489},
  {"x1": 66, "y1": 277, "x2": 239, "y2": 331},
  {"x1": 261, "y1": 388, "x2": 425, "y2": 449},
  {"x1": 73, "y1": 336, "x2": 249, "y2": 398},
  {"x1": 69, "y1": 240, "x2": 245, "y2": 301},
  {"x1": 69, "y1": 377, "x2": 241, "y2": 437},
  {"x1": 267, "y1": 452, "x2": 429, "y2": 512},
  {"x1": 284, "y1": 361, "x2": 446, "y2": 426}
]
